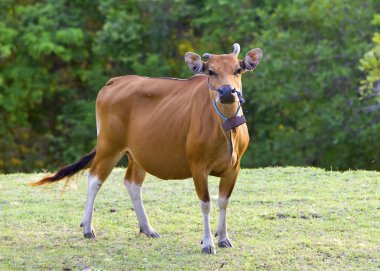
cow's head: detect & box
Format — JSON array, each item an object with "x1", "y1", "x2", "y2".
[{"x1": 185, "y1": 44, "x2": 262, "y2": 117}]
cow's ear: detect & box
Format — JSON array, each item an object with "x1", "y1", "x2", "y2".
[
  {"x1": 185, "y1": 52, "x2": 205, "y2": 74},
  {"x1": 241, "y1": 48, "x2": 262, "y2": 71}
]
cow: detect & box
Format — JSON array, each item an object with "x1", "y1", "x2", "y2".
[{"x1": 31, "y1": 43, "x2": 262, "y2": 254}]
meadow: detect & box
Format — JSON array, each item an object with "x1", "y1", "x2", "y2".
[{"x1": 1, "y1": 167, "x2": 379, "y2": 270}]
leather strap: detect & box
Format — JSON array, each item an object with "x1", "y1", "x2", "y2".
[{"x1": 222, "y1": 115, "x2": 246, "y2": 131}]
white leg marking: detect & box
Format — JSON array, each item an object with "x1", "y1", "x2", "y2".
[
  {"x1": 217, "y1": 197, "x2": 229, "y2": 242},
  {"x1": 124, "y1": 180, "x2": 159, "y2": 237},
  {"x1": 200, "y1": 201, "x2": 216, "y2": 254},
  {"x1": 82, "y1": 174, "x2": 102, "y2": 236}
]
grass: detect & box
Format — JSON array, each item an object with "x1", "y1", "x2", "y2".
[{"x1": 0, "y1": 167, "x2": 379, "y2": 270}]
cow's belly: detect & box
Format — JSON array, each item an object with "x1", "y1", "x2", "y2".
[
  {"x1": 123, "y1": 103, "x2": 195, "y2": 179},
  {"x1": 127, "y1": 143, "x2": 192, "y2": 180}
]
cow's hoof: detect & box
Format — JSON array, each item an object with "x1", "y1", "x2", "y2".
[
  {"x1": 83, "y1": 229, "x2": 96, "y2": 239},
  {"x1": 218, "y1": 238, "x2": 233, "y2": 248},
  {"x1": 140, "y1": 228, "x2": 160, "y2": 238},
  {"x1": 201, "y1": 244, "x2": 216, "y2": 255}
]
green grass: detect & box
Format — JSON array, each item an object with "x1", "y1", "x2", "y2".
[{"x1": 0, "y1": 167, "x2": 379, "y2": 270}]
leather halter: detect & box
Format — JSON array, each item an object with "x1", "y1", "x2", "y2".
[{"x1": 208, "y1": 78, "x2": 247, "y2": 132}]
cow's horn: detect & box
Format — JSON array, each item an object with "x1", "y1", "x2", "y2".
[
  {"x1": 232, "y1": 43, "x2": 240, "y2": 56},
  {"x1": 203, "y1": 53, "x2": 213, "y2": 59}
]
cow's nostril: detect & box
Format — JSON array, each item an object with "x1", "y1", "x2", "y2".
[
  {"x1": 218, "y1": 86, "x2": 236, "y2": 104},
  {"x1": 219, "y1": 85, "x2": 233, "y2": 93}
]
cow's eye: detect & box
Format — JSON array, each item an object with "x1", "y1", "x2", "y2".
[
  {"x1": 208, "y1": 69, "x2": 216, "y2": 76},
  {"x1": 234, "y1": 68, "x2": 242, "y2": 75}
]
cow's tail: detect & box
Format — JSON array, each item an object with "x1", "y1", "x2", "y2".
[{"x1": 30, "y1": 148, "x2": 96, "y2": 186}]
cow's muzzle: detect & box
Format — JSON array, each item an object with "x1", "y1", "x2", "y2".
[{"x1": 218, "y1": 85, "x2": 236, "y2": 104}]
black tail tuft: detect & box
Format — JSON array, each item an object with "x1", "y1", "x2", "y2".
[{"x1": 30, "y1": 149, "x2": 96, "y2": 186}]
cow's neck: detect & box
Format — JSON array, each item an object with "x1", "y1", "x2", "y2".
[
  {"x1": 213, "y1": 101, "x2": 246, "y2": 133},
  {"x1": 215, "y1": 103, "x2": 245, "y2": 170}
]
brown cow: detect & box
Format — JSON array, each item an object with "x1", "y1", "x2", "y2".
[{"x1": 31, "y1": 43, "x2": 262, "y2": 254}]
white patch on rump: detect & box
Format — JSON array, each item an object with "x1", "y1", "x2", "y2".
[{"x1": 96, "y1": 111, "x2": 101, "y2": 136}]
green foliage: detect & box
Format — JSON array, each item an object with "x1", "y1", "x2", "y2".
[
  {"x1": 359, "y1": 14, "x2": 380, "y2": 96},
  {"x1": 1, "y1": 0, "x2": 380, "y2": 172},
  {"x1": 243, "y1": 0, "x2": 380, "y2": 169},
  {"x1": 0, "y1": 0, "x2": 104, "y2": 172}
]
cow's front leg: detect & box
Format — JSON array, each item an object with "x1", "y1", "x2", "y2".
[
  {"x1": 216, "y1": 197, "x2": 232, "y2": 248},
  {"x1": 192, "y1": 171, "x2": 216, "y2": 254},
  {"x1": 217, "y1": 170, "x2": 239, "y2": 248},
  {"x1": 200, "y1": 200, "x2": 215, "y2": 254}
]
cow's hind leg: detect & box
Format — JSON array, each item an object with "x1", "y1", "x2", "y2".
[
  {"x1": 81, "y1": 147, "x2": 123, "y2": 239},
  {"x1": 216, "y1": 170, "x2": 239, "y2": 248},
  {"x1": 192, "y1": 170, "x2": 215, "y2": 254},
  {"x1": 124, "y1": 157, "x2": 160, "y2": 237}
]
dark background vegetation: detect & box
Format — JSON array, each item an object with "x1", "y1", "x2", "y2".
[{"x1": 1, "y1": 0, "x2": 380, "y2": 173}]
